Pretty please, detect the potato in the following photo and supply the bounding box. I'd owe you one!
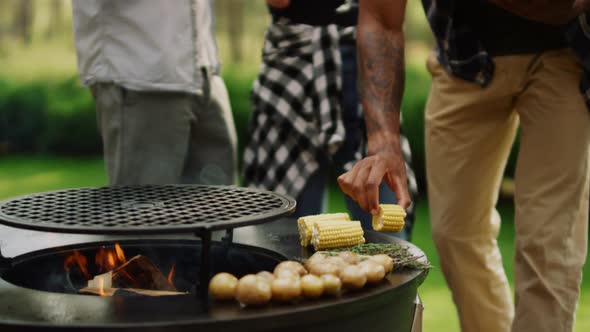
[358,260,386,284]
[271,277,302,302]
[320,274,342,296]
[274,261,307,277]
[368,254,394,273]
[339,265,367,290]
[300,274,324,299]
[337,251,360,265]
[256,271,275,282]
[208,272,238,301]
[236,274,272,306]
[304,253,327,270]
[325,256,347,269]
[274,268,301,280]
[307,262,340,276]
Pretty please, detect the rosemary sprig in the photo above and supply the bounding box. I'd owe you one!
[325,243,433,270]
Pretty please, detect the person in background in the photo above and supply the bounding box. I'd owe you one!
[243,0,418,239]
[338,0,590,331]
[71,0,237,186]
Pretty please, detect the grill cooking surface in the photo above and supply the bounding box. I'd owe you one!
[0,185,296,234]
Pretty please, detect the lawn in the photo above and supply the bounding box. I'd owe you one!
[0,155,588,331]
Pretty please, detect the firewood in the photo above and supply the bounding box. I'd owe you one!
[87,255,177,291]
[79,287,185,297]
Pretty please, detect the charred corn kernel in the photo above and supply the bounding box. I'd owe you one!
[297,213,350,246]
[311,221,365,251]
[372,204,406,232]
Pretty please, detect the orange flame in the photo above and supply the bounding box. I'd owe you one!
[167,263,176,284]
[98,275,106,297]
[64,250,91,280]
[95,244,128,273]
[115,243,126,262]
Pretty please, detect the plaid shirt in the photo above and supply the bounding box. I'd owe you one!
[423,0,590,107]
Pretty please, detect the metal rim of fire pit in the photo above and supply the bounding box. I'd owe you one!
[0,185,296,235]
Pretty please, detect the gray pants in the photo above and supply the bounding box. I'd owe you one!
[91,75,237,185]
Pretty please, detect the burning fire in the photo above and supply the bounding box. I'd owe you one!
[168,263,176,284]
[97,275,106,297]
[95,243,128,273]
[63,243,128,280]
[64,243,179,296]
[64,250,91,280]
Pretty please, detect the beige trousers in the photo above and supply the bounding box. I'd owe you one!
[425,49,590,332]
[91,75,237,186]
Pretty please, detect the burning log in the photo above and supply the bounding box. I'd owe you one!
[87,255,177,292]
[79,287,185,297]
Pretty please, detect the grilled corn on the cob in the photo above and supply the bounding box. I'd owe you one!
[297,213,350,246]
[372,204,406,232]
[311,220,365,250]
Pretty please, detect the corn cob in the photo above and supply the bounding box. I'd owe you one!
[311,220,365,251]
[297,213,350,246]
[372,204,406,232]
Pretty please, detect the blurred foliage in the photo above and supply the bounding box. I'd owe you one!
[401,66,430,191]
[0,77,99,154]
[0,72,254,157]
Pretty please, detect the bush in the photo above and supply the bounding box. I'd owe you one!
[0,81,48,152]
[0,77,102,155]
[222,66,257,167]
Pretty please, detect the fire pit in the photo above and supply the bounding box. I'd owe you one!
[0,185,428,332]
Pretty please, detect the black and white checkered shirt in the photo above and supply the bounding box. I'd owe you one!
[243,19,418,202]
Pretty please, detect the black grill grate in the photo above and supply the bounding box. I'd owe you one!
[0,185,296,234]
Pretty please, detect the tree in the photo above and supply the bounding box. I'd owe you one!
[45,0,63,40]
[224,0,244,63]
[13,0,34,44]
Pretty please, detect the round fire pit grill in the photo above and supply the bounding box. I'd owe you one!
[0,186,429,332]
[0,219,427,332]
[0,185,296,234]
[0,185,297,301]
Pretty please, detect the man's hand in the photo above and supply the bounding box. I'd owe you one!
[266,0,290,8]
[338,140,410,214]
[338,0,409,214]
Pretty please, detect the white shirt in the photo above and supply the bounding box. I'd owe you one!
[72,0,220,94]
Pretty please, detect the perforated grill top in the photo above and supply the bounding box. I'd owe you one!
[0,185,296,234]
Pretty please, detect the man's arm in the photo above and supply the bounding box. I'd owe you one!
[337,0,409,214]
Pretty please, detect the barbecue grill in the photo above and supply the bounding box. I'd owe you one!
[0,185,296,297]
[0,185,427,332]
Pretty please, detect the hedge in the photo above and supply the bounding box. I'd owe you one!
[0,74,254,157]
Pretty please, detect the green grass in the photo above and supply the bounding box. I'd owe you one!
[0,156,588,331]
[0,155,106,199]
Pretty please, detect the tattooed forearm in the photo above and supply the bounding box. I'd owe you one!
[358,30,405,116]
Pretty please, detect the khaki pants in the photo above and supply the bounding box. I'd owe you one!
[91,75,237,185]
[425,49,590,332]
